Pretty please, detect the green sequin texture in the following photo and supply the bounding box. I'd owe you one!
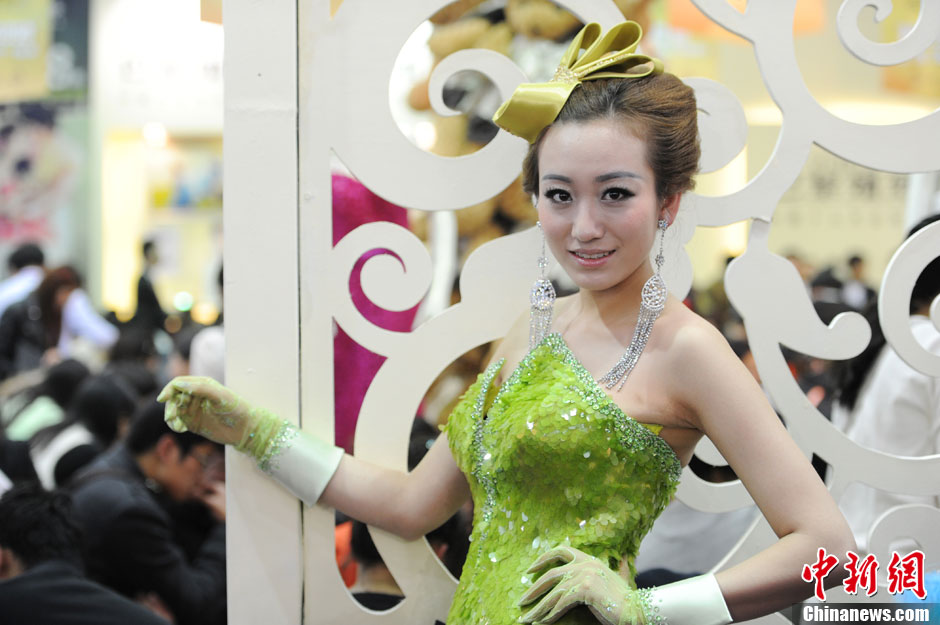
[442,333,681,625]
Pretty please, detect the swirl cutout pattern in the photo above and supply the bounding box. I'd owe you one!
[837,0,940,66]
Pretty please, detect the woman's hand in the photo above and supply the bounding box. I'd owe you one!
[518,546,646,625]
[158,376,266,449]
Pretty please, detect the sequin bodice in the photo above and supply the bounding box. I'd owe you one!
[443,333,682,625]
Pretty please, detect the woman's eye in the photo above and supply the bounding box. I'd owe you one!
[603,187,634,201]
[544,188,571,203]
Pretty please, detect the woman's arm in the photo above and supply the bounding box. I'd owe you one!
[320,433,470,540]
[668,319,856,621]
[160,377,470,542]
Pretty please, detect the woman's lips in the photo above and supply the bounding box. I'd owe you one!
[569,249,614,266]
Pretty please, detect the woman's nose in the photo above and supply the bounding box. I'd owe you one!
[571,204,604,242]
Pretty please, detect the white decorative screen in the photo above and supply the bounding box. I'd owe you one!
[224,1,940,623]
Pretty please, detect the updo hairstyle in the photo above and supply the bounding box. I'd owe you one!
[521,73,700,202]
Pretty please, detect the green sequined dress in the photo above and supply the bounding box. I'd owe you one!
[442,333,682,625]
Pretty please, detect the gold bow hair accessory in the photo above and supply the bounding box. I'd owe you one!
[492,21,663,143]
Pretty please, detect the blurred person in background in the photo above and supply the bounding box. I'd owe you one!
[131,240,167,334]
[103,327,160,398]
[831,214,940,553]
[695,255,743,339]
[0,242,44,319]
[189,325,225,383]
[0,434,37,489]
[0,266,118,380]
[29,375,136,489]
[182,264,225,384]
[164,324,227,567]
[841,254,876,311]
[0,358,89,441]
[68,399,226,625]
[809,266,844,309]
[0,482,170,625]
[167,324,201,380]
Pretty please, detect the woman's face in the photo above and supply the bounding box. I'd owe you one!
[536,118,673,294]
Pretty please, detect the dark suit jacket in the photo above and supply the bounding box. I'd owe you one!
[132,273,166,331]
[0,296,48,380]
[69,446,226,625]
[0,560,170,625]
[0,438,37,482]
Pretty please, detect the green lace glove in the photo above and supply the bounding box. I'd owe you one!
[158,376,345,505]
[519,546,732,625]
[518,546,647,625]
[158,376,282,463]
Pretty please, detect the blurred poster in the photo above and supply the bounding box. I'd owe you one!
[0,102,80,257]
[0,0,88,269]
[0,0,52,102]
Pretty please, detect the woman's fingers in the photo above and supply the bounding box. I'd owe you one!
[525,545,579,574]
[156,381,176,403]
[158,376,221,401]
[518,566,569,606]
[163,392,194,433]
[539,588,583,624]
[519,586,565,624]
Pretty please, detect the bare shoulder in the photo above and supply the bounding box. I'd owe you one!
[660,302,733,360]
[655,301,750,421]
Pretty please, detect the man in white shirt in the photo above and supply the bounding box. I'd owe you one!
[832,315,940,551]
[831,215,940,552]
[0,244,44,320]
[58,289,120,360]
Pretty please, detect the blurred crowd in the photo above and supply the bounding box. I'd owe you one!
[0,241,227,625]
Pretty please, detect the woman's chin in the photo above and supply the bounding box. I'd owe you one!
[566,272,622,293]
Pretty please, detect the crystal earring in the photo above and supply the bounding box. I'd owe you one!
[598,218,669,391]
[529,221,556,351]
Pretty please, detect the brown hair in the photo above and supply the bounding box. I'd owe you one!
[35,266,81,345]
[521,73,700,201]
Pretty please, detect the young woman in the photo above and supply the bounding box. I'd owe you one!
[160,22,854,625]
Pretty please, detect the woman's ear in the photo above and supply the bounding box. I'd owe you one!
[661,193,681,226]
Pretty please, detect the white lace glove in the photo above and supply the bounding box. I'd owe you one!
[518,546,732,625]
[158,376,343,505]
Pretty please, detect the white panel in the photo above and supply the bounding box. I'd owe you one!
[225,0,302,623]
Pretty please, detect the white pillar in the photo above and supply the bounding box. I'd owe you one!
[224,1,303,622]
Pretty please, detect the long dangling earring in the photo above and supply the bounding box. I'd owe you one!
[599,217,669,391]
[529,221,556,351]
